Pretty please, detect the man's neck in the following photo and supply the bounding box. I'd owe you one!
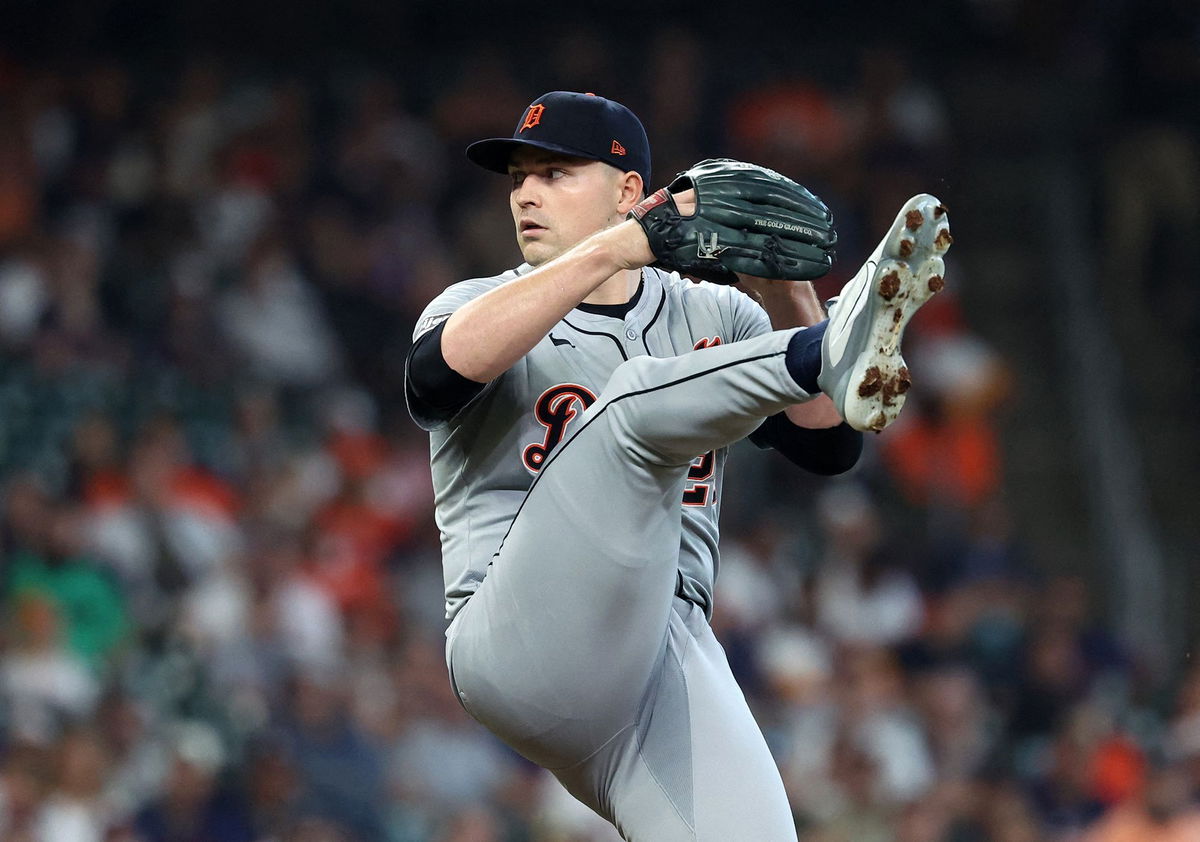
[581,266,642,306]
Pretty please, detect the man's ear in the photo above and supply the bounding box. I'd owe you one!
[615,171,645,216]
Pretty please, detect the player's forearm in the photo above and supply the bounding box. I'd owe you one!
[783,283,842,427]
[442,222,650,383]
[750,280,826,329]
[740,279,842,427]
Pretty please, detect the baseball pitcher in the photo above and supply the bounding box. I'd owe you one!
[405,91,951,841]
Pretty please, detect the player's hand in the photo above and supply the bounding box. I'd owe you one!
[613,188,698,270]
[671,187,696,217]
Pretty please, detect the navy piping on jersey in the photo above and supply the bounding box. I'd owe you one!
[641,288,668,356]
[561,319,629,361]
[489,347,787,563]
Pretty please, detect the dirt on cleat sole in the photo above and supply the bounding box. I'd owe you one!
[819,193,953,432]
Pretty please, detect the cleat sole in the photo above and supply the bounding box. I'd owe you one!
[819,193,952,431]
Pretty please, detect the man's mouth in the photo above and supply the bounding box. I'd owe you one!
[520,219,547,235]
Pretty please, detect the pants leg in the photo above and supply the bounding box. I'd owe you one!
[447,329,809,834]
[551,598,798,842]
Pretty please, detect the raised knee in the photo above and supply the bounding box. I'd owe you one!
[598,358,670,453]
[602,355,663,398]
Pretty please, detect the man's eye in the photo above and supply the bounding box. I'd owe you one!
[510,173,525,188]
[550,168,567,179]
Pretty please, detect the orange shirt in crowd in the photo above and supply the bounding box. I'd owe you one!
[1084,805,1200,842]
[882,416,1001,508]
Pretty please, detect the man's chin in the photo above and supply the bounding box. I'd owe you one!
[520,243,561,267]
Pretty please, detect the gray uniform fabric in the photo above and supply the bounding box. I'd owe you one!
[409,265,814,841]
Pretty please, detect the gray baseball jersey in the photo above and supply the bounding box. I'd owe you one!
[409,264,771,623]
[408,265,818,841]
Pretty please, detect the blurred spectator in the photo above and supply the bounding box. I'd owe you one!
[1,594,99,743]
[642,29,710,182]
[977,782,1048,842]
[1101,0,1200,342]
[35,728,112,842]
[0,743,46,841]
[801,737,892,842]
[727,74,852,189]
[241,735,302,840]
[430,806,506,842]
[1009,576,1128,749]
[839,647,937,805]
[5,499,128,667]
[764,626,840,824]
[388,637,517,822]
[913,665,998,782]
[95,691,170,826]
[813,484,924,648]
[217,231,345,388]
[280,671,386,840]
[880,289,1011,519]
[0,247,50,350]
[0,105,39,246]
[853,45,950,166]
[1025,710,1105,834]
[133,720,253,842]
[66,413,126,507]
[713,512,808,694]
[258,528,346,673]
[86,417,240,644]
[162,60,224,200]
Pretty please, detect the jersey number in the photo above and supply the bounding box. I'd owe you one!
[683,451,715,506]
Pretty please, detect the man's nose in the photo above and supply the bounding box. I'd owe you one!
[514,176,542,207]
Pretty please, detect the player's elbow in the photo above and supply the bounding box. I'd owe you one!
[781,425,864,475]
[800,445,862,476]
[443,354,498,385]
[440,324,501,384]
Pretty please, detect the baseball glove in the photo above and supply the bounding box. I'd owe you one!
[628,158,836,285]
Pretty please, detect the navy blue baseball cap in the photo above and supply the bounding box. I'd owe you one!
[466,91,652,186]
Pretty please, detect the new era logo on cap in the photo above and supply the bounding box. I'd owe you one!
[465,91,652,186]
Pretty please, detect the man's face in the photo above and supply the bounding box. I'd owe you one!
[508,149,626,266]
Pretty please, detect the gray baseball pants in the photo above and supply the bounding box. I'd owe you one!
[445,329,811,841]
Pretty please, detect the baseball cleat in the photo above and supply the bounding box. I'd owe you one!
[818,194,950,432]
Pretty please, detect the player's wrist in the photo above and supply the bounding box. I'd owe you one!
[603,219,655,271]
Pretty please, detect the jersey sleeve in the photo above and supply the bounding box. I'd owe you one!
[404,275,509,431]
[726,285,774,342]
[408,276,510,344]
[748,414,863,475]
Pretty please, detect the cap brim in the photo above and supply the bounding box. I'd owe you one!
[465,137,605,174]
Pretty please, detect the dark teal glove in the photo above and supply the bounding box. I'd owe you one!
[629,158,837,285]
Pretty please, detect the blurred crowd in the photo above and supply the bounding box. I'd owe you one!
[1,4,1199,841]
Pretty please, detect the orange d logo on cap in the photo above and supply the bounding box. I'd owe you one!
[520,104,545,132]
